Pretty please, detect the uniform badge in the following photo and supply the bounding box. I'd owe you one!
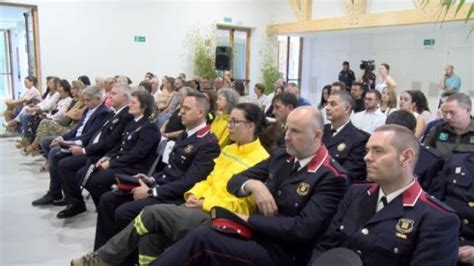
[396,218,414,234]
[112,118,119,124]
[184,144,193,153]
[439,132,448,141]
[296,182,310,196]
[469,202,474,208]
[337,143,346,152]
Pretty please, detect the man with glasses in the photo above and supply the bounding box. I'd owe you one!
[351,90,386,134]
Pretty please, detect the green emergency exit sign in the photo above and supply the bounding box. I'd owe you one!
[423,39,435,46]
[134,36,146,43]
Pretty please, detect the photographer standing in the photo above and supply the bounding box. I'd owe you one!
[375,63,397,93]
[359,60,376,91]
[338,61,355,90]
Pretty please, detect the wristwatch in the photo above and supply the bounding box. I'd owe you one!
[148,187,158,198]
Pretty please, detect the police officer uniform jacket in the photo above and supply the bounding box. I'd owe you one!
[62,103,110,145]
[424,118,474,160]
[323,122,369,181]
[227,146,349,265]
[437,152,474,245]
[84,106,134,161]
[414,143,445,196]
[150,125,220,203]
[313,181,460,266]
[105,116,160,174]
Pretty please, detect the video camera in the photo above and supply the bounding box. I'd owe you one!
[360,60,375,73]
[360,60,376,90]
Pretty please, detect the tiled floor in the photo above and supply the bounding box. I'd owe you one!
[0,137,96,266]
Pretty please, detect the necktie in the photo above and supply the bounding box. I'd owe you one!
[292,160,301,173]
[381,196,388,207]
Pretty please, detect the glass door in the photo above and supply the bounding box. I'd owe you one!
[0,30,13,99]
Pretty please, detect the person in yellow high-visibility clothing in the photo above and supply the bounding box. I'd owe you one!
[72,103,270,266]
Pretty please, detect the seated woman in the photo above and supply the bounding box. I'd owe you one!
[3,76,42,129]
[380,87,397,115]
[8,77,60,147]
[399,90,431,139]
[157,76,179,128]
[211,88,240,149]
[72,103,270,266]
[82,89,160,206]
[23,80,75,155]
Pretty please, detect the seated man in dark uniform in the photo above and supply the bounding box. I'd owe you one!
[81,89,160,207]
[323,90,369,181]
[311,125,460,266]
[424,93,474,160]
[435,152,474,265]
[94,91,220,250]
[385,110,445,195]
[32,86,110,206]
[146,106,349,266]
[55,82,134,218]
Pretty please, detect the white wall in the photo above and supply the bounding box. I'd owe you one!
[300,21,474,111]
[2,0,290,90]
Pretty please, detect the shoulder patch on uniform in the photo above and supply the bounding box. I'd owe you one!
[419,193,454,213]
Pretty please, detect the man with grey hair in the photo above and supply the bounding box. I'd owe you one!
[141,106,348,266]
[424,92,474,160]
[312,124,460,266]
[33,85,110,206]
[55,82,135,218]
[213,77,225,91]
[323,90,369,181]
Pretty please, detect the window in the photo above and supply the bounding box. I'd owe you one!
[278,36,302,85]
[216,25,251,84]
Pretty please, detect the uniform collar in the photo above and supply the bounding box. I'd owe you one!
[367,179,423,207]
[286,144,329,173]
[234,138,263,154]
[187,122,208,138]
[331,119,351,136]
[377,179,415,206]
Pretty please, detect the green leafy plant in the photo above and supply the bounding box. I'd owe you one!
[260,27,282,94]
[185,26,218,79]
[413,0,473,34]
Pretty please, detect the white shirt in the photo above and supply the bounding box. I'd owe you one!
[351,108,386,134]
[186,122,207,138]
[47,97,72,121]
[294,155,315,171]
[331,119,351,137]
[37,91,60,112]
[75,104,100,138]
[376,179,415,212]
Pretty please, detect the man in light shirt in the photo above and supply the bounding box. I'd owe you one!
[351,90,386,134]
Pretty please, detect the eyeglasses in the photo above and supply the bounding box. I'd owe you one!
[228,118,249,127]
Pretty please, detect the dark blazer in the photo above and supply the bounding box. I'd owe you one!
[322,122,369,182]
[313,181,460,266]
[437,152,474,245]
[84,107,133,160]
[227,146,349,265]
[153,125,220,202]
[62,103,110,145]
[106,116,160,174]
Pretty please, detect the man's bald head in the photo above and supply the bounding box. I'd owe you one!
[285,106,324,159]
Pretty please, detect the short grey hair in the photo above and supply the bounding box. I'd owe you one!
[114,82,132,99]
[331,90,354,112]
[446,92,472,110]
[82,85,103,99]
[178,86,196,97]
[217,88,240,114]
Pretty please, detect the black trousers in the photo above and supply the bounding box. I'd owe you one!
[149,227,294,266]
[94,191,160,250]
